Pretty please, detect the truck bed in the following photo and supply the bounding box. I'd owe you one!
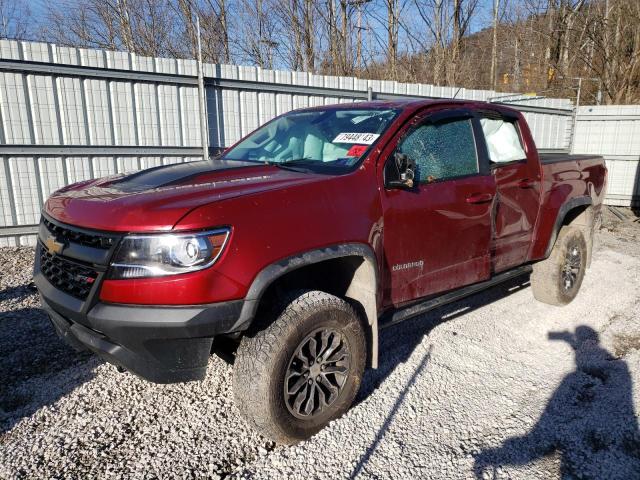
[539,153,603,164]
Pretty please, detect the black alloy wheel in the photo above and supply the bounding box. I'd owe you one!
[561,242,582,292]
[284,328,351,419]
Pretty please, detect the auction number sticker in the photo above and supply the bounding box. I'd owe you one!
[333,132,380,144]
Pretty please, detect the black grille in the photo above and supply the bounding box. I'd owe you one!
[40,248,98,300]
[43,218,114,250]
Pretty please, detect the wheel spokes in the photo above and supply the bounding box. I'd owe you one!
[303,384,317,415]
[322,363,348,376]
[562,244,582,291]
[284,328,352,419]
[297,348,311,368]
[321,334,342,361]
[318,330,331,358]
[308,337,318,358]
[287,374,308,395]
[317,374,339,403]
[292,383,310,413]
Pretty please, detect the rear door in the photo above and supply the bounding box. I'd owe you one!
[476,109,542,272]
[380,108,496,307]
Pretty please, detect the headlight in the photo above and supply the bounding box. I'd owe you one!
[108,228,230,279]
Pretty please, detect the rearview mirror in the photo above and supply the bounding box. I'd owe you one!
[387,152,416,189]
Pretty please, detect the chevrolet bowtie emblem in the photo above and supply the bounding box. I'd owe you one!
[44,235,65,255]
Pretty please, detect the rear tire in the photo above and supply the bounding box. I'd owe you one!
[531,226,587,306]
[232,290,366,444]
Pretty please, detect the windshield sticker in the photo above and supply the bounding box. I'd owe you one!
[333,132,380,144]
[346,145,369,157]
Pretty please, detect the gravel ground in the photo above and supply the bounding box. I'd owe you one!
[1,209,639,479]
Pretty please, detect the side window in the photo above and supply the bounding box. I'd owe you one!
[396,118,478,183]
[480,118,526,164]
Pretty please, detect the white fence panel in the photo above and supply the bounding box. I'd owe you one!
[0,40,205,245]
[573,105,640,207]
[84,79,112,145]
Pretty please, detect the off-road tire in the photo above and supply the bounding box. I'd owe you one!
[233,290,366,444]
[531,226,588,306]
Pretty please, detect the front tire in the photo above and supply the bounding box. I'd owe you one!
[531,226,587,306]
[233,290,366,444]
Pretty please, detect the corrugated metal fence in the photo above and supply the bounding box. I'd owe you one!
[573,105,640,208]
[0,39,583,245]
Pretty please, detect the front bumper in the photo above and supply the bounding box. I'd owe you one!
[35,243,244,383]
[41,296,242,383]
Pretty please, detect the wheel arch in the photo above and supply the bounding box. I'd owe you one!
[234,244,381,368]
[544,196,593,259]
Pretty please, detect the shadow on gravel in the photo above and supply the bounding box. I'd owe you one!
[350,274,531,478]
[0,283,37,302]
[0,306,97,435]
[473,326,640,479]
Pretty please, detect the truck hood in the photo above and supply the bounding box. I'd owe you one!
[45,160,321,232]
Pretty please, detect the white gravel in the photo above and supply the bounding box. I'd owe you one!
[1,212,639,479]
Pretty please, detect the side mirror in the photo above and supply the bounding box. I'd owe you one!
[387,152,416,189]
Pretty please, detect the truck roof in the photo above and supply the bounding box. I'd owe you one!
[299,98,518,116]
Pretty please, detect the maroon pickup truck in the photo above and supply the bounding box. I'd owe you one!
[34,99,606,443]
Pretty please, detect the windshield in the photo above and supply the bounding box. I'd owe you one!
[222,108,400,172]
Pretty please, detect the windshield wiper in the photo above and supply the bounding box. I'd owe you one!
[267,158,317,172]
[281,158,317,165]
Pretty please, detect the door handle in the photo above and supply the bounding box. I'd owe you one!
[517,178,535,188]
[465,192,494,204]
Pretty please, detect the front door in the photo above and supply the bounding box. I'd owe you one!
[380,109,496,307]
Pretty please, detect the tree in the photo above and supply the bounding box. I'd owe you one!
[24,0,640,105]
[0,0,33,40]
[490,0,501,90]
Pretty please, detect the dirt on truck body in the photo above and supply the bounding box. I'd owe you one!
[34,99,606,443]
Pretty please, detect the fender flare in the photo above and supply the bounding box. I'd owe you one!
[232,243,381,367]
[544,196,592,257]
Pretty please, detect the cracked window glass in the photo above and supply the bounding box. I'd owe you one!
[398,119,478,183]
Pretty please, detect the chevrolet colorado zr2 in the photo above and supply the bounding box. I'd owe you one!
[34,99,606,444]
